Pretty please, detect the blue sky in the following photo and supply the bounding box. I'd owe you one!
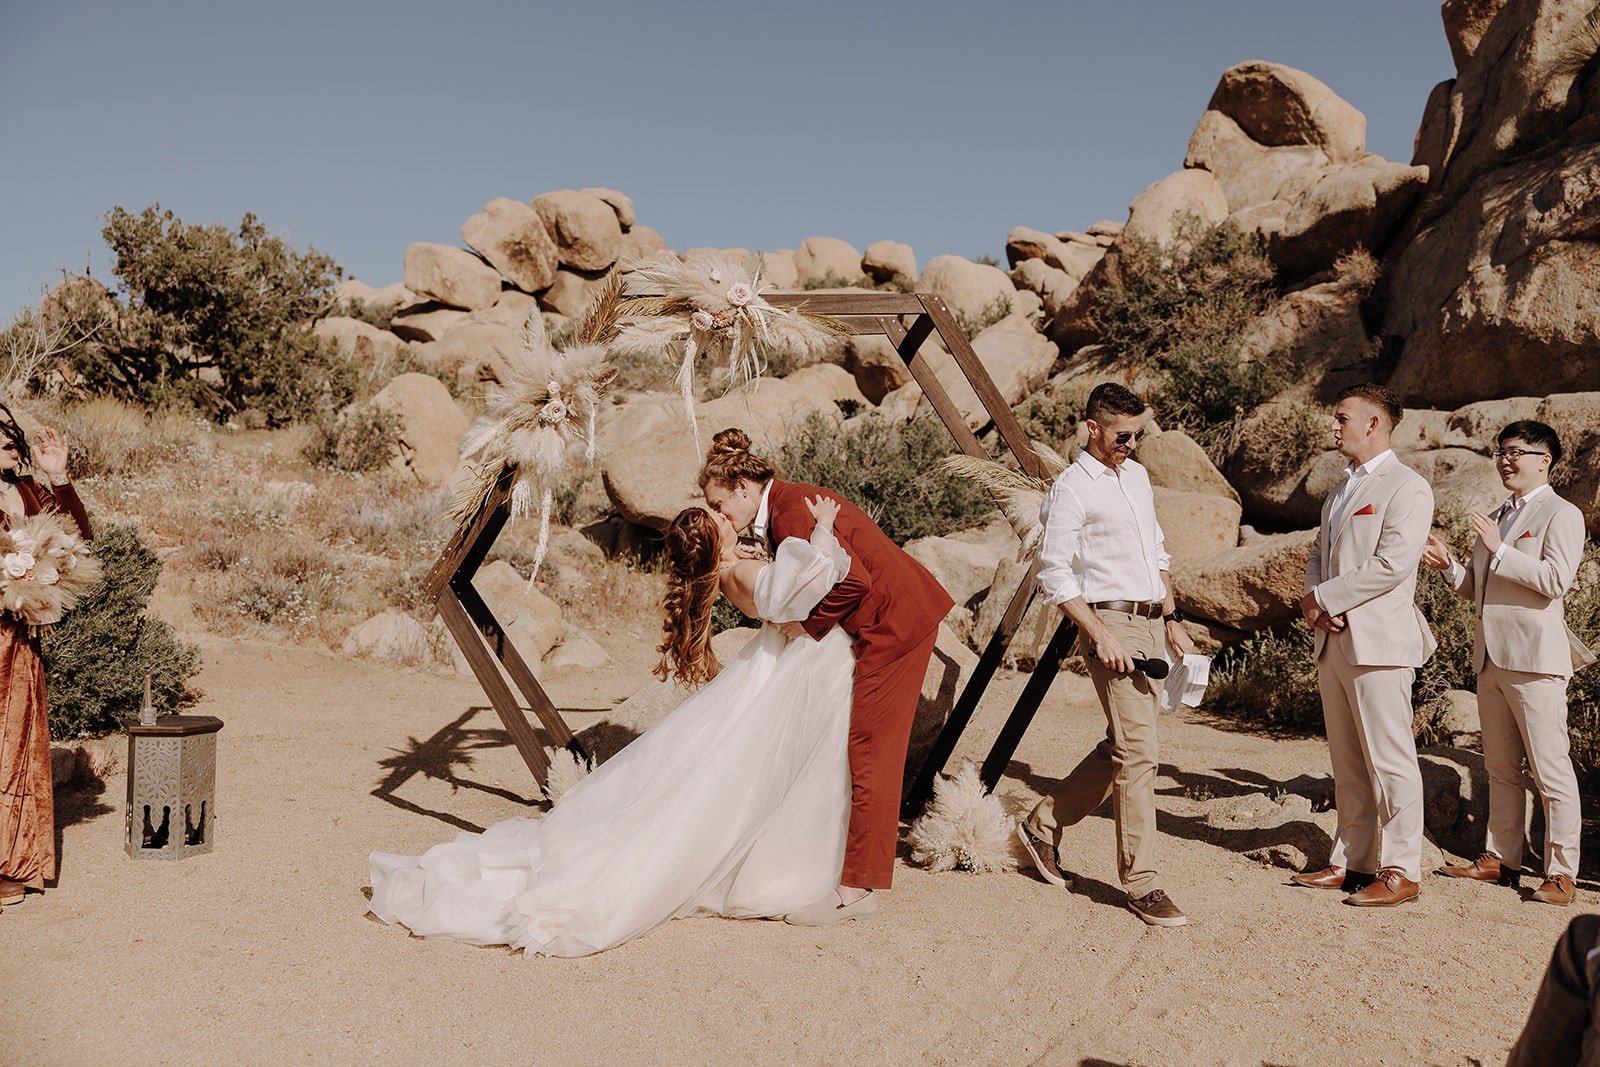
[1,1,1453,317]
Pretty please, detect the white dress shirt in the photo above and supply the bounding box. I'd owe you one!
[1445,482,1550,586]
[1035,450,1169,606]
[751,480,775,543]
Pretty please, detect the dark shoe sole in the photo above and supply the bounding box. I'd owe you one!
[1343,892,1420,908]
[1127,902,1189,927]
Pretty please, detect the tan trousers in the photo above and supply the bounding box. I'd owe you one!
[1317,649,1424,881]
[1479,661,1582,878]
[1026,610,1162,897]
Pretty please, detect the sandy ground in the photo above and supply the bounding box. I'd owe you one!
[3,629,1589,1067]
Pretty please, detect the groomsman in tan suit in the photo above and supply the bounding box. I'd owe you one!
[1292,384,1436,907]
[1421,420,1596,906]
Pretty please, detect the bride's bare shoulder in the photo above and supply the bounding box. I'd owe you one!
[719,559,764,618]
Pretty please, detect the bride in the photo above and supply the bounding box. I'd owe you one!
[368,496,857,957]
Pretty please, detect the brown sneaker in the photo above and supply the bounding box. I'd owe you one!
[1439,852,1515,885]
[1344,867,1420,907]
[1016,824,1071,888]
[1127,889,1188,927]
[1532,874,1577,906]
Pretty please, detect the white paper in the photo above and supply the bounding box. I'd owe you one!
[1161,652,1213,711]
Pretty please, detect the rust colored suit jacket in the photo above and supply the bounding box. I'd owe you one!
[765,480,952,671]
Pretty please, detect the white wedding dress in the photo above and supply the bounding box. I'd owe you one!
[368,525,856,957]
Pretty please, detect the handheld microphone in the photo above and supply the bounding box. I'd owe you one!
[1132,657,1169,679]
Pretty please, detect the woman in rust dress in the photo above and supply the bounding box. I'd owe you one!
[0,405,90,908]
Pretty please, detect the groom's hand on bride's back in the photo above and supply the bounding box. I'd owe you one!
[777,621,808,640]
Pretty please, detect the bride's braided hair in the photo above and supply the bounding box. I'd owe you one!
[655,507,723,687]
[697,427,775,491]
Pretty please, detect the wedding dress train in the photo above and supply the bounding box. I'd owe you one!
[368,525,855,957]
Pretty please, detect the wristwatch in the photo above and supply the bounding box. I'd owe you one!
[1163,608,1184,624]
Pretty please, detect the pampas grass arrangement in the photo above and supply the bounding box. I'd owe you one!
[541,745,593,804]
[614,253,846,451]
[907,761,1016,874]
[940,442,1067,559]
[0,510,101,627]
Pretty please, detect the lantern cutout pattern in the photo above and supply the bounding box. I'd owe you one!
[125,715,224,860]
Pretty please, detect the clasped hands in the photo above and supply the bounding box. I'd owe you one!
[1299,591,1346,634]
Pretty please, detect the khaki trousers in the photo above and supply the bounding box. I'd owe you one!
[1317,648,1424,881]
[1479,660,1582,878]
[1026,610,1162,897]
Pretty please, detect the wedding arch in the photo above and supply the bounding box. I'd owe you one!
[422,289,1080,812]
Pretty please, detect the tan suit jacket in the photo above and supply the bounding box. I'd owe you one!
[1449,489,1598,677]
[1305,457,1437,668]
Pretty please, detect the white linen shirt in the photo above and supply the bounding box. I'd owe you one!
[1035,450,1169,607]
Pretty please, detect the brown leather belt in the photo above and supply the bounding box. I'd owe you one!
[1089,600,1163,619]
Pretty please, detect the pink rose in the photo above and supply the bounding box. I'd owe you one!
[539,399,570,424]
[690,310,716,332]
[725,283,754,307]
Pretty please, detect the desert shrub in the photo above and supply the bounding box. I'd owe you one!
[73,205,354,424]
[711,598,757,635]
[328,297,394,330]
[1232,402,1329,481]
[775,411,996,542]
[302,404,400,473]
[1205,622,1324,733]
[800,270,866,291]
[954,293,1013,340]
[973,254,1000,268]
[1012,381,1094,454]
[1095,217,1281,454]
[42,524,200,738]
[1565,539,1600,776]
[228,543,343,627]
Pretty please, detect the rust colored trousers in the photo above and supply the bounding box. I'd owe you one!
[841,627,940,890]
[0,623,52,890]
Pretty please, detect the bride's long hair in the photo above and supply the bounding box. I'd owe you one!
[655,507,723,687]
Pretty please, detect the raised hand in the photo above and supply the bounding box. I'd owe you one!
[1469,511,1502,555]
[804,495,840,533]
[33,427,69,481]
[1420,532,1454,571]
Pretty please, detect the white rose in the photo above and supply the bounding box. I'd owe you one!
[539,399,570,424]
[32,562,58,585]
[725,283,754,307]
[690,310,716,332]
[4,552,35,579]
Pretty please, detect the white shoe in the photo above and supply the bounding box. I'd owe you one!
[783,890,878,926]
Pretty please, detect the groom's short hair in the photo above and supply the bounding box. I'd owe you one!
[1084,383,1146,423]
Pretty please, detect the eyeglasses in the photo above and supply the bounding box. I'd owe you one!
[1490,448,1549,461]
[1111,430,1144,447]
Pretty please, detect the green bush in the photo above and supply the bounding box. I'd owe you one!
[775,411,996,542]
[1095,217,1281,454]
[1565,539,1600,776]
[1206,622,1324,733]
[42,524,200,738]
[954,293,1013,340]
[302,404,401,473]
[74,205,354,425]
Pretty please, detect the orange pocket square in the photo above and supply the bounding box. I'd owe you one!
[1353,504,1377,516]
[1519,530,1535,539]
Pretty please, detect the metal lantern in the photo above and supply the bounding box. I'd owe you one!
[125,715,224,861]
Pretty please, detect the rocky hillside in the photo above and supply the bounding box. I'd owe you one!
[303,0,1597,664]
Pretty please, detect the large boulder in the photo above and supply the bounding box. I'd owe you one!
[363,372,471,487]
[580,187,636,229]
[416,321,522,389]
[781,363,869,412]
[1138,429,1239,502]
[862,240,916,284]
[1236,277,1375,402]
[1264,156,1430,278]
[618,224,670,266]
[1123,169,1230,249]
[1174,527,1318,631]
[461,197,560,294]
[918,255,1015,326]
[793,237,864,287]
[472,559,566,665]
[1541,392,1600,534]
[1185,109,1330,213]
[1155,487,1242,562]
[1444,396,1544,450]
[538,267,612,318]
[1205,61,1366,164]
[402,243,502,311]
[876,314,1054,430]
[1403,447,1503,516]
[843,334,911,405]
[1384,142,1600,406]
[312,316,410,366]
[467,289,541,332]
[1010,259,1079,320]
[602,377,842,529]
[760,249,800,290]
[533,190,623,272]
[904,519,1013,612]
[343,611,430,665]
[388,302,469,343]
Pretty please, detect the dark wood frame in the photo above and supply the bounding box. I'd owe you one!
[421,290,1077,798]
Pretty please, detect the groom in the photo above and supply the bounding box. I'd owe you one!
[699,428,953,925]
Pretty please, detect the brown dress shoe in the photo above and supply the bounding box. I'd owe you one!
[1532,874,1577,906]
[1439,852,1515,885]
[1290,866,1375,892]
[1344,867,1420,907]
